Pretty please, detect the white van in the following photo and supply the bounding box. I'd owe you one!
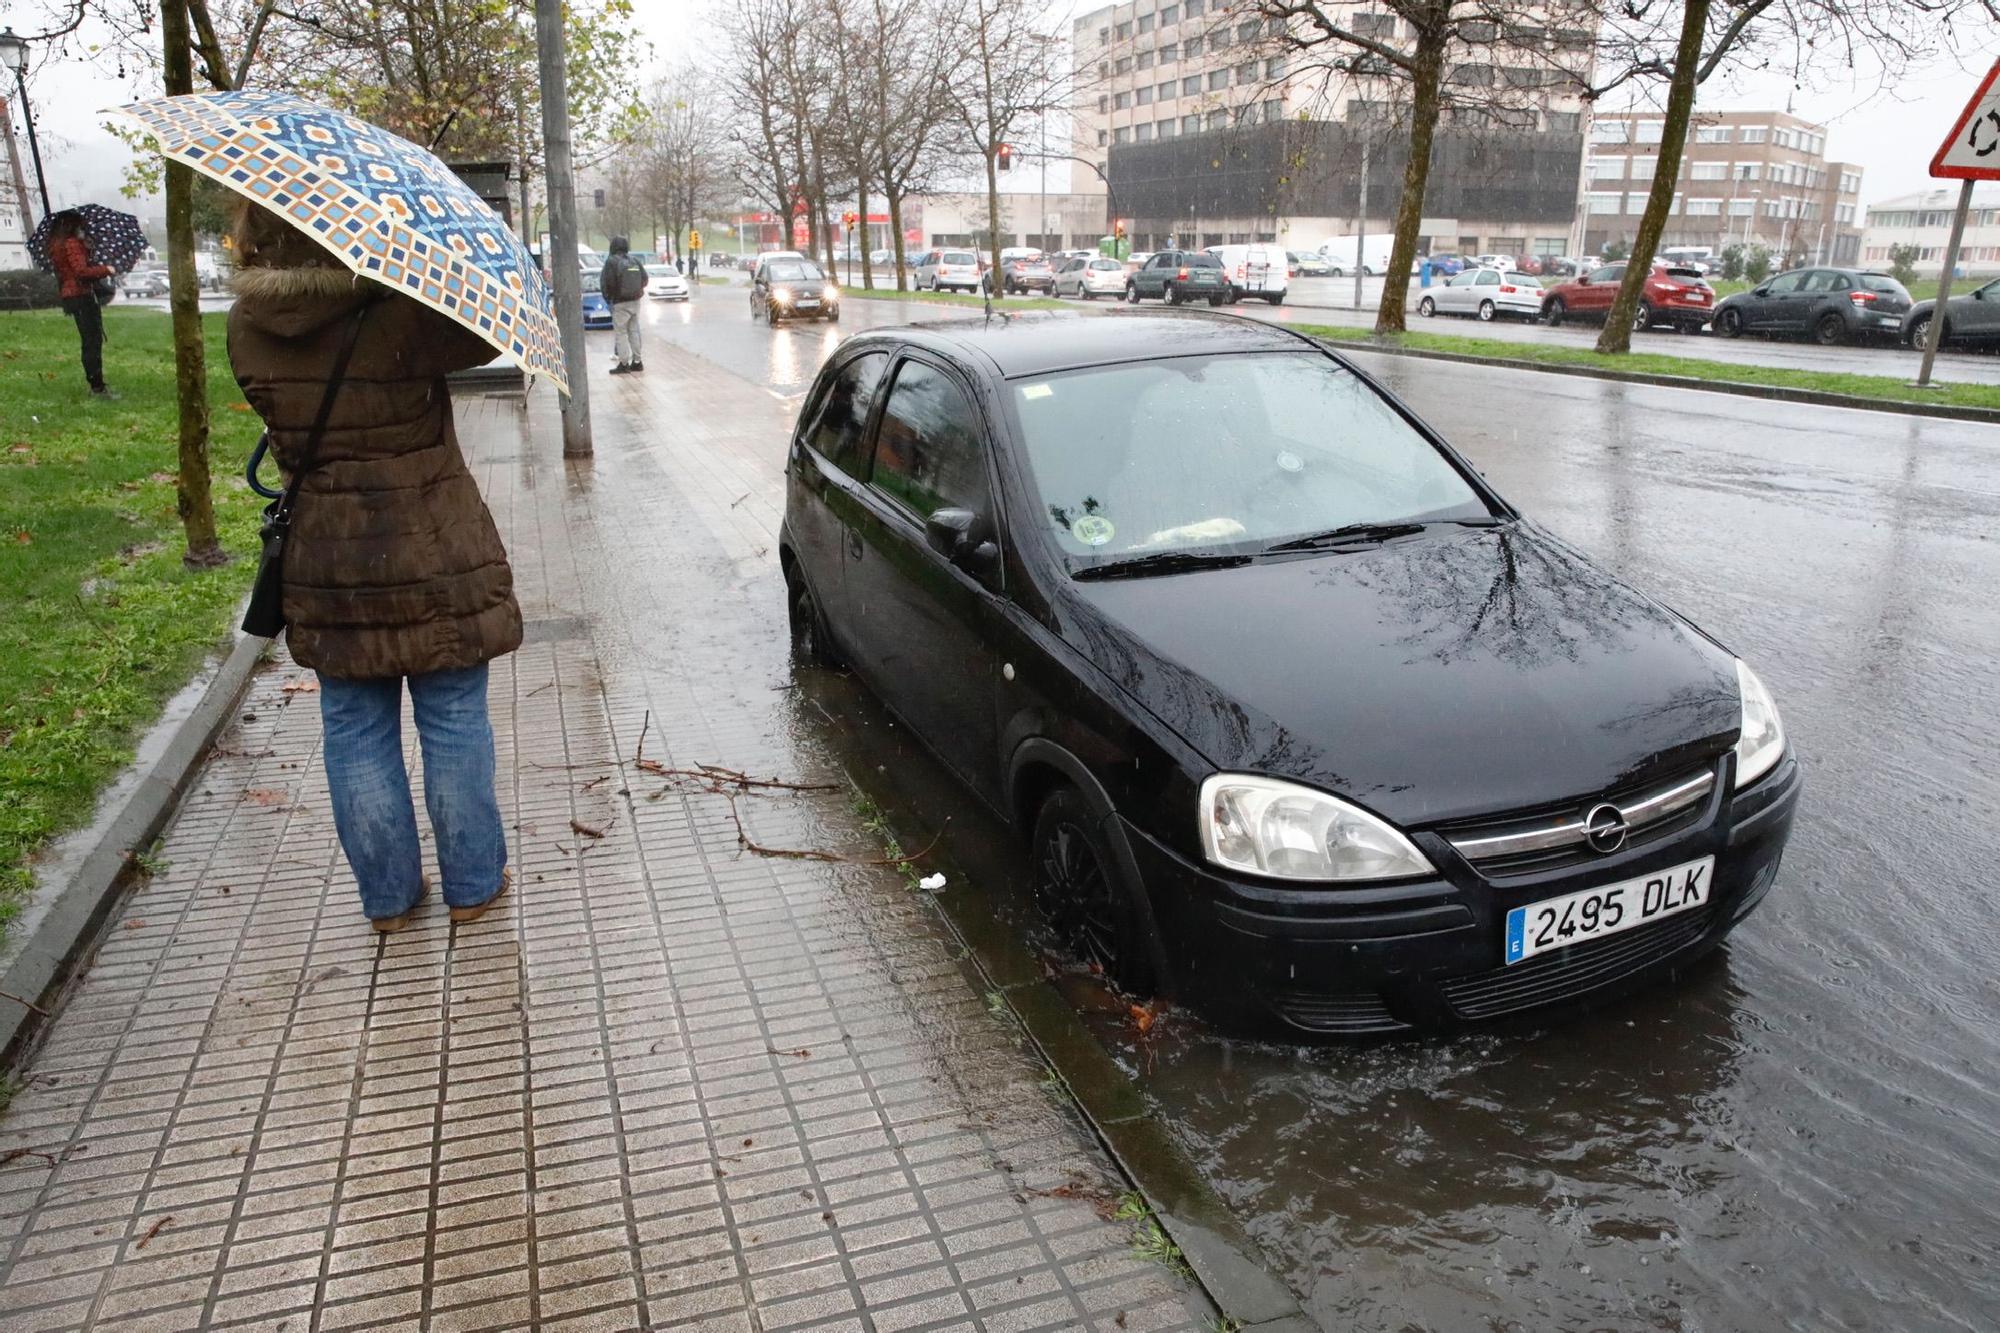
[1317,234,1397,277]
[1204,243,1290,305]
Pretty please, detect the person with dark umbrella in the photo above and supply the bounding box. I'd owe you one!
[46,209,115,397]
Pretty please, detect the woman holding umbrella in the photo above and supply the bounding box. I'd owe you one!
[46,210,115,397]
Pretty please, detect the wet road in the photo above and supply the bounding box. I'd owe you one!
[631,294,2000,1331]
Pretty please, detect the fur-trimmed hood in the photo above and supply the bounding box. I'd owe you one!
[231,263,375,339]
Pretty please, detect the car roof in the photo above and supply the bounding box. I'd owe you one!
[836,311,1314,380]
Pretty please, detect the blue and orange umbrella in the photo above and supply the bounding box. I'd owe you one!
[108,89,567,392]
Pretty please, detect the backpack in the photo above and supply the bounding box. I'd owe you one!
[608,255,647,302]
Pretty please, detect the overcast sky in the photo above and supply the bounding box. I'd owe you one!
[6,0,1995,221]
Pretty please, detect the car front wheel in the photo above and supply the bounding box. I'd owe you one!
[1031,786,1156,994]
[785,564,840,667]
[1418,296,1435,317]
[1908,313,1937,351]
[1544,297,1566,327]
[1715,308,1742,338]
[1125,283,1141,304]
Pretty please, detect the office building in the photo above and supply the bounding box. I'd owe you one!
[1859,184,2000,278]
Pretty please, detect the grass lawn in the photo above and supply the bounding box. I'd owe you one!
[846,288,1069,312]
[1297,323,2000,413]
[0,307,263,936]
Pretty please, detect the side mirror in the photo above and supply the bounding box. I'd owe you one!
[925,508,1000,576]
[1754,286,1770,297]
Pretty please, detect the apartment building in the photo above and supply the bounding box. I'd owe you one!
[1071,0,1595,253]
[1860,184,2000,278]
[1583,109,1863,264]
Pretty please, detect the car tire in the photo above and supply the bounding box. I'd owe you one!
[1125,283,1141,304]
[1715,308,1742,338]
[1478,300,1496,322]
[1208,293,1226,307]
[1030,785,1157,995]
[1908,313,1937,352]
[825,306,839,324]
[1166,284,1183,306]
[1545,297,1567,327]
[784,563,841,668]
[1633,301,1654,332]
[1081,288,1095,300]
[1330,267,1345,278]
[1268,292,1285,306]
[1418,296,1435,317]
[1813,312,1847,346]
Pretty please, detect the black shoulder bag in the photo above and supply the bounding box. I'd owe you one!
[241,305,369,639]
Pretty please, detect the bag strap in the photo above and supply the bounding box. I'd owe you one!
[271,302,369,523]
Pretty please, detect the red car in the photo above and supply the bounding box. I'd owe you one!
[1511,255,1545,276]
[1541,261,1714,333]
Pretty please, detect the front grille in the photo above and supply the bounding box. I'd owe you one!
[1439,764,1716,877]
[1440,909,1712,1020]
[1269,987,1409,1036]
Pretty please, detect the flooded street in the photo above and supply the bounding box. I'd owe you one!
[639,293,2000,1331]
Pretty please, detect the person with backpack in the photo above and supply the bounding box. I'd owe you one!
[47,210,116,398]
[599,236,647,374]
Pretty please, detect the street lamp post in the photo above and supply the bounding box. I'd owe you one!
[0,27,52,221]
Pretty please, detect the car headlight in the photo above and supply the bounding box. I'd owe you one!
[771,286,792,303]
[1734,660,1785,788]
[1199,774,1434,882]
[823,284,840,301]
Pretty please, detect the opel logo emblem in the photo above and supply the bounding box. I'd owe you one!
[1584,802,1629,854]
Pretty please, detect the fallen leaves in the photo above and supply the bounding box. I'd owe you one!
[279,677,319,694]
[242,788,289,806]
[12,531,29,545]
[1128,1001,1162,1038]
[569,819,605,839]
[136,1215,173,1250]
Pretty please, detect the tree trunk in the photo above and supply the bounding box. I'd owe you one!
[985,148,1003,302]
[858,173,874,289]
[1595,0,1711,354]
[161,0,225,568]
[887,187,907,291]
[1375,30,1445,335]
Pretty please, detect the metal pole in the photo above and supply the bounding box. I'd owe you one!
[12,69,49,217]
[1915,177,1974,390]
[1353,138,1369,309]
[534,0,591,457]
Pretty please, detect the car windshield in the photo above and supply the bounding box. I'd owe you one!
[579,272,602,293]
[766,262,822,283]
[1010,351,1493,564]
[645,265,676,278]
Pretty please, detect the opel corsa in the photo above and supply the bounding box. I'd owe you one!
[779,313,1800,1035]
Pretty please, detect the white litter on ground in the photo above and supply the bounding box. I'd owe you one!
[919,873,947,891]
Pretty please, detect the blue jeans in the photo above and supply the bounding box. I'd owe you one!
[319,663,507,919]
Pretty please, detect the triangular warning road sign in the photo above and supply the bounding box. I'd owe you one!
[1933,59,2000,180]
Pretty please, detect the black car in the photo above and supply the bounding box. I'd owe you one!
[1902,277,2000,352]
[1711,266,1912,345]
[1124,250,1230,306]
[779,313,1799,1036]
[751,258,839,323]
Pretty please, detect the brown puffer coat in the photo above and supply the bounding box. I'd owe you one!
[228,266,522,679]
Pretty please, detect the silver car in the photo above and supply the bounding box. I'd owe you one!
[1054,255,1129,299]
[910,248,985,293]
[1417,268,1543,323]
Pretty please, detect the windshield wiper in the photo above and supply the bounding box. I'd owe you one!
[1072,551,1254,581]
[1261,521,1428,554]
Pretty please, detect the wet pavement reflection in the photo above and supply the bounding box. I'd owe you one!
[636,295,2000,1330]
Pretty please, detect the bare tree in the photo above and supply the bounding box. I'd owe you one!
[1580,0,1964,353]
[950,0,1065,299]
[1263,0,1595,334]
[635,65,733,262]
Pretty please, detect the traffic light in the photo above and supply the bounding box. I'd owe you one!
[843,211,857,225]
[1114,220,1127,241]
[997,144,1013,172]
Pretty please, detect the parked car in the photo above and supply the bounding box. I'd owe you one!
[779,313,1799,1034]
[1206,243,1290,305]
[1540,256,1582,279]
[868,248,896,267]
[708,252,738,269]
[1419,269,1544,322]
[121,267,169,299]
[1289,250,1332,277]
[1541,263,1713,332]
[579,271,612,329]
[1055,255,1130,299]
[1469,254,1519,272]
[750,258,838,323]
[1124,249,1230,305]
[1510,255,1545,276]
[1710,267,1911,345]
[1901,277,2000,352]
[1423,252,1467,277]
[645,264,691,301]
[995,249,1057,294]
[911,247,986,293]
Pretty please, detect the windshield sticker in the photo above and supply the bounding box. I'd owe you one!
[1276,450,1305,473]
[1070,515,1115,546]
[1021,383,1054,400]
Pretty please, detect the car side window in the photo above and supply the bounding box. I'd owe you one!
[1807,270,1846,293]
[869,361,993,524]
[1477,270,1499,286]
[1151,253,1175,269]
[1589,265,1622,284]
[1767,272,1805,295]
[802,352,889,477]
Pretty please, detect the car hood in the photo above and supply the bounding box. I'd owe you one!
[1058,523,1740,828]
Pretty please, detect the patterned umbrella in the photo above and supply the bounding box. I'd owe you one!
[107,90,566,391]
[27,203,149,275]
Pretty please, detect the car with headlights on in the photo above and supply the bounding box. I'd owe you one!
[579,271,612,329]
[778,312,1799,1036]
[645,264,691,301]
[751,258,839,323]
[1418,268,1543,322]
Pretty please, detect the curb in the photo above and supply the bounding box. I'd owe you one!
[0,633,265,1066]
[1301,332,2000,425]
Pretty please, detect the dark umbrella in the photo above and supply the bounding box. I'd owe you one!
[27,204,149,275]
